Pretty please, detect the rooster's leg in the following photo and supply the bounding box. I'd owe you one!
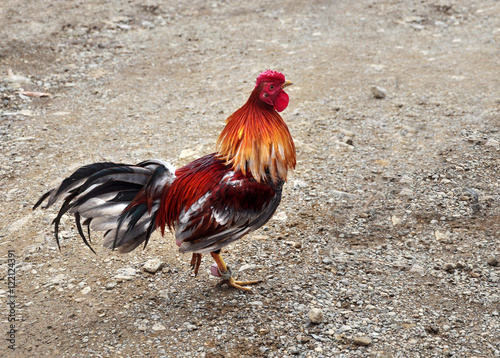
[190,253,202,277]
[210,252,261,291]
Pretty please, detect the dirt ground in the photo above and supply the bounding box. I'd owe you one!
[1,0,499,357]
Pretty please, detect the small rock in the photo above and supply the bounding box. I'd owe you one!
[185,324,198,331]
[117,267,136,276]
[340,325,352,332]
[80,287,91,295]
[342,136,354,146]
[249,301,263,306]
[157,289,169,299]
[272,211,288,221]
[391,215,402,226]
[179,146,203,159]
[490,273,499,283]
[425,325,440,334]
[82,336,89,343]
[143,259,164,274]
[443,263,455,273]
[105,282,117,290]
[114,267,137,281]
[399,174,414,185]
[399,188,414,198]
[487,257,498,267]
[285,241,302,249]
[238,264,256,272]
[297,335,310,343]
[353,336,372,346]
[289,346,299,355]
[308,308,324,324]
[371,86,387,99]
[152,323,166,331]
[49,274,67,286]
[485,138,499,148]
[292,180,308,188]
[435,230,449,241]
[114,275,135,282]
[410,264,425,276]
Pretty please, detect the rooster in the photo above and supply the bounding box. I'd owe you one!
[34,70,296,291]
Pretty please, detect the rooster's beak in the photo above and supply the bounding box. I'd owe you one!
[282,80,293,89]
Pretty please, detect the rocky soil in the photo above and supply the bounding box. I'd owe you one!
[1,0,499,357]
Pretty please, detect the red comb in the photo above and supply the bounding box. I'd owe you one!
[255,70,286,87]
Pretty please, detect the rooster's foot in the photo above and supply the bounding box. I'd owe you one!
[217,267,261,291]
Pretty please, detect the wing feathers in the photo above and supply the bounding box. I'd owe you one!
[171,156,284,254]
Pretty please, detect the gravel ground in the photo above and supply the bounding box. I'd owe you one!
[1,0,499,357]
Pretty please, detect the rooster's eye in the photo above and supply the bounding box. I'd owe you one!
[269,85,274,90]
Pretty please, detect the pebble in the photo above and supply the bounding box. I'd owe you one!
[308,308,324,324]
[114,267,137,281]
[425,325,440,334]
[116,267,137,276]
[80,286,91,295]
[152,323,166,331]
[399,188,414,197]
[157,290,169,299]
[143,259,165,274]
[353,336,372,346]
[285,241,302,249]
[443,263,455,272]
[49,274,67,286]
[249,301,263,306]
[340,325,352,332]
[114,275,135,282]
[288,346,299,355]
[485,138,499,147]
[487,257,498,267]
[399,174,414,185]
[105,282,117,290]
[391,215,402,226]
[185,324,198,331]
[292,180,308,188]
[410,264,425,276]
[370,86,387,99]
[238,264,256,272]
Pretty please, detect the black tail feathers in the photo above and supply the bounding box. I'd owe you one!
[34,160,175,253]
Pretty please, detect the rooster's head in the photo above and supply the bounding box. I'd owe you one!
[255,69,293,112]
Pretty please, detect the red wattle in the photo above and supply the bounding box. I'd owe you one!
[274,91,289,112]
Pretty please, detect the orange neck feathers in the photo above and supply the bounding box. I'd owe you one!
[216,89,296,183]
